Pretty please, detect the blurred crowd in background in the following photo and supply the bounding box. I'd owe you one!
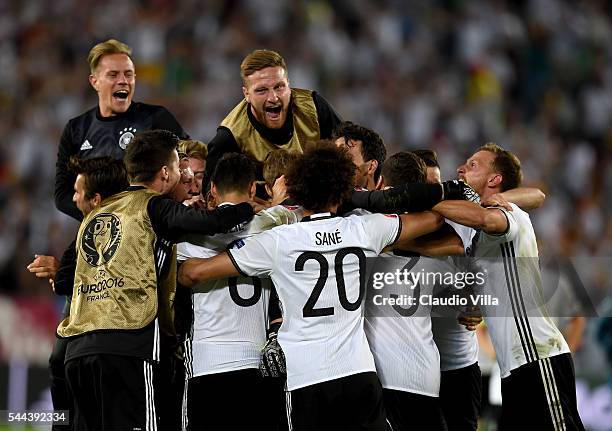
[0,0,610,426]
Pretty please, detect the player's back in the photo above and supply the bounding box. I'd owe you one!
[178,205,288,377]
[231,211,400,390]
[364,252,441,397]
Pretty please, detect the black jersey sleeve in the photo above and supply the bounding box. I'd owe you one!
[54,122,83,221]
[347,183,444,213]
[268,283,283,322]
[148,195,253,241]
[54,239,77,296]
[202,127,240,193]
[312,92,342,139]
[151,107,189,139]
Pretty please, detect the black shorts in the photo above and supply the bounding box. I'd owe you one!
[501,353,585,431]
[287,372,387,431]
[155,345,184,431]
[439,362,482,431]
[186,368,270,431]
[65,354,157,431]
[383,388,447,431]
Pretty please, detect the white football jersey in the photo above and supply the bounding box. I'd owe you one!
[429,223,479,371]
[178,204,302,378]
[229,212,401,391]
[364,252,441,397]
[431,316,479,372]
[429,254,479,372]
[468,204,569,378]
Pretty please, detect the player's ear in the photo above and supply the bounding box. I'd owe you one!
[249,181,256,199]
[367,159,378,177]
[160,165,169,182]
[210,182,219,201]
[242,86,249,103]
[90,193,103,208]
[376,174,385,191]
[89,74,98,91]
[489,173,502,189]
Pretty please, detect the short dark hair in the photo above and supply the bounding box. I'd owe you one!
[263,149,300,189]
[412,149,439,168]
[332,121,386,183]
[124,130,179,183]
[68,156,129,200]
[478,143,523,191]
[382,152,427,187]
[211,153,258,196]
[285,141,355,213]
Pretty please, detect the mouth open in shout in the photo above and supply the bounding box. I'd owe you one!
[113,90,129,100]
[265,105,282,121]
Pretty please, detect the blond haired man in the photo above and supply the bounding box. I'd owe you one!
[55,38,188,221]
[205,49,342,194]
[433,144,584,430]
[178,139,208,198]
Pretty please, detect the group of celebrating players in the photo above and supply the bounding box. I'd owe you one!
[26,39,585,431]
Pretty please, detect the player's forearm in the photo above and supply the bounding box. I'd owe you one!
[501,187,545,211]
[55,127,83,221]
[178,258,205,286]
[395,232,465,257]
[350,183,443,213]
[434,200,508,234]
[397,211,444,242]
[433,201,486,228]
[178,253,239,287]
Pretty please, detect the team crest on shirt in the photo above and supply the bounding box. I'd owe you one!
[118,127,137,149]
[81,213,122,266]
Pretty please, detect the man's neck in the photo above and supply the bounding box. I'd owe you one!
[216,191,251,205]
[98,102,132,118]
[479,187,500,202]
[130,181,162,193]
[302,204,339,218]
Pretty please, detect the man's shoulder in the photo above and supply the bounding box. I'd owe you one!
[291,88,314,98]
[488,202,530,227]
[130,101,169,115]
[66,106,98,126]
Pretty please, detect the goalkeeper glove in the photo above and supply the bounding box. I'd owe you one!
[442,180,481,203]
[259,322,286,377]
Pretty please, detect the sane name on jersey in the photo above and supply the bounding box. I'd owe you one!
[314,229,343,246]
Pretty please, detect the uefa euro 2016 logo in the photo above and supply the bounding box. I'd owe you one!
[81,213,122,266]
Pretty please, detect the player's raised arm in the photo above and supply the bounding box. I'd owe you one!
[488,187,545,211]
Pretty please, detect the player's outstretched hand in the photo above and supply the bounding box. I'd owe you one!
[260,324,286,377]
[481,193,513,211]
[27,254,59,284]
[270,175,288,207]
[250,198,268,214]
[183,195,207,209]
